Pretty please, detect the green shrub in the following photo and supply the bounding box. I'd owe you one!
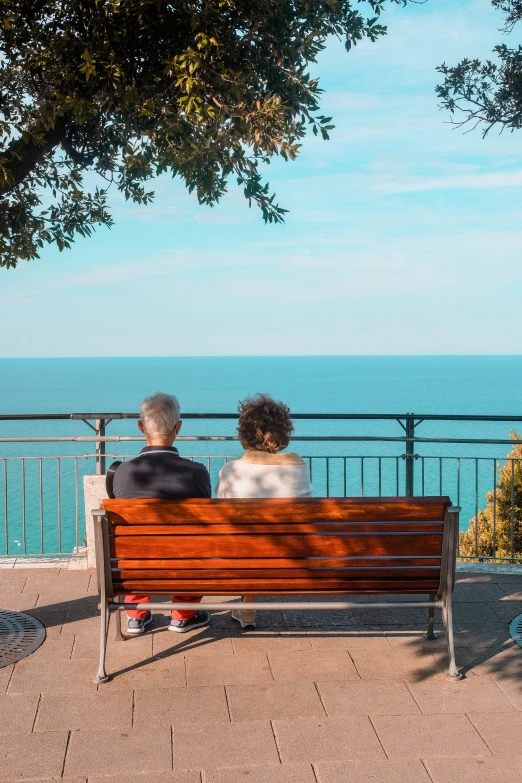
[459,431,522,561]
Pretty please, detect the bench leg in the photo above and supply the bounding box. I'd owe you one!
[424,594,438,640]
[441,593,462,680]
[93,598,110,684]
[114,597,125,642]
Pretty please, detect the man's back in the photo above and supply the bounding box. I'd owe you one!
[113,445,211,499]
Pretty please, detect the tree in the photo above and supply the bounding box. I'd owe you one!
[0,0,410,268]
[436,1,522,136]
[459,431,522,562]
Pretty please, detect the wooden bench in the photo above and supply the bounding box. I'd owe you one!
[93,496,461,683]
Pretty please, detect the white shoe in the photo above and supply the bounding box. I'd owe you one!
[231,610,256,628]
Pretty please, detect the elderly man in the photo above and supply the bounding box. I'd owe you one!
[113,391,211,635]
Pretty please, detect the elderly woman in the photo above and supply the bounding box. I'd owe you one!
[216,394,312,628]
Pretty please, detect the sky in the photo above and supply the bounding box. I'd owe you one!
[1,0,521,357]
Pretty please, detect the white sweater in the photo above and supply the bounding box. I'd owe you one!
[216,450,313,498]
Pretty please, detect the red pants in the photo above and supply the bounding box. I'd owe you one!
[125,595,202,621]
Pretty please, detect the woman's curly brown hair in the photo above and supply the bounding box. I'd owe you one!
[237,394,293,453]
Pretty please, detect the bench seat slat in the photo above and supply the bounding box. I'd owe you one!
[103,496,450,524]
[111,534,444,559]
[111,557,442,569]
[113,578,442,594]
[109,523,444,535]
[114,567,441,580]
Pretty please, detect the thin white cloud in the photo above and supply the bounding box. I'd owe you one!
[376,169,522,195]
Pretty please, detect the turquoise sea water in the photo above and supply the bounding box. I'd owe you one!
[1,356,522,555]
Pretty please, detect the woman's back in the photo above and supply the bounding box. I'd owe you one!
[216,450,312,498]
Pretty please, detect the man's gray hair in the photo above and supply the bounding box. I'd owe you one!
[140,392,181,437]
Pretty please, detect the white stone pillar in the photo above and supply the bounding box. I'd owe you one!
[83,474,107,568]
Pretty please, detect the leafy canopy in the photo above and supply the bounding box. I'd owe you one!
[0,0,410,268]
[437,1,522,136]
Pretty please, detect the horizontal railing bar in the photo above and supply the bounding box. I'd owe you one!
[2,436,522,445]
[2,453,522,461]
[120,601,443,611]
[3,412,522,422]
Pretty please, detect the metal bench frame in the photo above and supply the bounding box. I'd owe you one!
[92,502,461,684]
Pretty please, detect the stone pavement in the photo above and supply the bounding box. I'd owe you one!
[1,567,522,782]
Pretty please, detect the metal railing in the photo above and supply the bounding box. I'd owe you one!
[1,412,522,562]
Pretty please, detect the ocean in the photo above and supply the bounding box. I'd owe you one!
[1,355,522,556]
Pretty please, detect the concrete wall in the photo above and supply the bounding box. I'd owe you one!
[83,474,107,568]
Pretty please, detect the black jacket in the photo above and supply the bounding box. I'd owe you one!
[112,445,211,499]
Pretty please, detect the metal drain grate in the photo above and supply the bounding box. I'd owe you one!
[0,610,46,668]
[509,614,522,649]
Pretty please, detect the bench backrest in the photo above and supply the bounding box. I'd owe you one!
[97,496,456,599]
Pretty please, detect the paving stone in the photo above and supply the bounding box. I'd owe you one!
[457,627,512,648]
[1,592,40,610]
[9,658,98,693]
[307,632,391,653]
[35,690,133,731]
[489,600,522,622]
[455,573,499,584]
[60,595,100,620]
[268,649,359,683]
[72,631,153,662]
[317,679,420,716]
[0,571,26,586]
[282,610,362,628]
[212,610,286,630]
[468,711,522,755]
[186,652,272,686]
[371,713,490,758]
[0,694,39,732]
[21,569,65,587]
[0,730,69,779]
[453,603,508,629]
[24,569,91,590]
[492,675,522,709]
[350,608,429,626]
[314,758,432,783]
[349,647,442,681]
[24,604,67,633]
[498,582,522,600]
[226,682,325,721]
[102,652,186,689]
[0,665,13,695]
[204,764,316,782]
[172,720,279,769]
[65,727,172,776]
[231,632,312,654]
[61,613,100,636]
[385,629,470,650]
[89,775,198,783]
[133,685,229,727]
[0,778,85,783]
[153,629,233,657]
[425,755,522,782]
[27,634,75,663]
[89,774,199,783]
[272,715,386,763]
[406,676,516,714]
[453,584,507,603]
[433,646,522,681]
[0,581,27,597]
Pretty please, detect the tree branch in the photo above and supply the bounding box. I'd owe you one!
[0,116,68,196]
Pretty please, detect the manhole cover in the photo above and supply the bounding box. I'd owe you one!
[509,614,522,649]
[0,610,46,668]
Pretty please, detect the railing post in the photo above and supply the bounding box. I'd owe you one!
[95,418,106,475]
[405,413,415,496]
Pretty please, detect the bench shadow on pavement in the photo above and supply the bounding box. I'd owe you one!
[21,594,519,683]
